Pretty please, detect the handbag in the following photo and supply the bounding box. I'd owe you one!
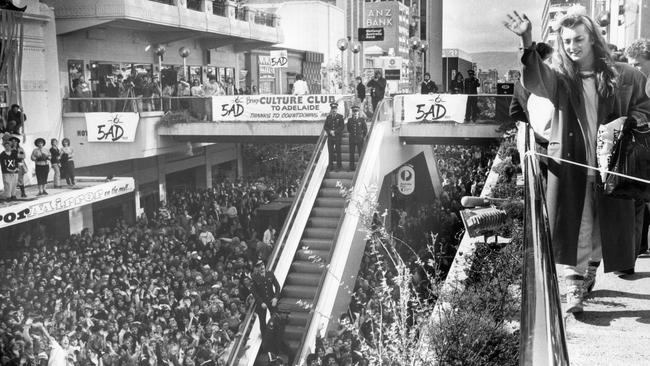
[604,125,650,201]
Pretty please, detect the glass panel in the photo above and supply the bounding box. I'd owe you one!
[68,60,84,97]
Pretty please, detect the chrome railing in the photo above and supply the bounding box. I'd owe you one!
[225,129,329,366]
[520,125,569,365]
[292,97,392,365]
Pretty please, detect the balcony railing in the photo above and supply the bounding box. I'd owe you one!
[63,97,213,122]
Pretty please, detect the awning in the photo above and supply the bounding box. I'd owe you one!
[0,176,134,229]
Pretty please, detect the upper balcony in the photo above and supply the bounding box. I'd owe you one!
[42,0,282,47]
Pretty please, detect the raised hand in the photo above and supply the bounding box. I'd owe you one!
[503,11,532,37]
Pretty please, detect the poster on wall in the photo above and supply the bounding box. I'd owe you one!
[84,113,139,142]
[402,94,469,123]
[211,94,345,122]
[397,164,415,195]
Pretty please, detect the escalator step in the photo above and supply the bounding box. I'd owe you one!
[278,297,314,312]
[308,217,339,228]
[286,272,322,287]
[322,179,345,188]
[295,248,330,263]
[286,311,310,326]
[326,171,355,180]
[311,206,342,217]
[304,227,336,239]
[319,187,345,198]
[287,340,301,353]
[291,260,325,273]
[284,325,306,339]
[300,238,333,251]
[282,285,318,299]
[314,197,345,208]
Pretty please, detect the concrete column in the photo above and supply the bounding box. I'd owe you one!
[236,143,244,178]
[426,0,443,86]
[69,204,94,235]
[134,189,143,218]
[205,154,213,189]
[157,155,167,203]
[227,0,237,18]
[202,0,212,13]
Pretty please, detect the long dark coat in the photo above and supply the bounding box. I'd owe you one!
[522,48,650,272]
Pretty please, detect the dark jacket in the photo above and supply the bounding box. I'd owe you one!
[421,80,438,94]
[509,80,531,123]
[356,82,366,101]
[367,77,387,100]
[464,76,480,94]
[324,113,345,141]
[450,79,464,94]
[251,271,280,308]
[521,47,650,272]
[347,116,368,143]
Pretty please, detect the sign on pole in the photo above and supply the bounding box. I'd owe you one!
[270,50,288,68]
[358,27,385,41]
[397,165,415,195]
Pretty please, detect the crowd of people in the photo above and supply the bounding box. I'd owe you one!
[0,175,298,366]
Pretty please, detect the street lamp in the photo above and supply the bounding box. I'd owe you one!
[409,36,421,93]
[350,40,362,79]
[179,47,191,80]
[336,38,349,93]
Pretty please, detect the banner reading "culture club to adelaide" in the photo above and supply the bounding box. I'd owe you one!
[211,94,346,122]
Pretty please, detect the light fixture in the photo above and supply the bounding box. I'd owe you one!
[409,36,421,51]
[336,38,349,52]
[178,47,191,58]
[350,41,362,54]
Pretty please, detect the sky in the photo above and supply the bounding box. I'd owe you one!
[442,0,546,53]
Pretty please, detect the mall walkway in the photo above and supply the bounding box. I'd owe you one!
[562,256,650,366]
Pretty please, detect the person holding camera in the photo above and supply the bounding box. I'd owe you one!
[366,70,386,113]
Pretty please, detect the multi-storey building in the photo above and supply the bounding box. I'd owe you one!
[0,0,284,240]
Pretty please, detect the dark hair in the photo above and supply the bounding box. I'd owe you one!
[424,72,431,77]
[295,74,303,80]
[62,138,71,146]
[554,13,617,98]
[535,42,554,61]
[625,38,650,61]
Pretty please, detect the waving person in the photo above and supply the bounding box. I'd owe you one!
[505,11,650,313]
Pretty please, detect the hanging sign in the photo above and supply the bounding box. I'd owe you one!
[270,50,288,68]
[84,113,139,142]
[402,94,469,123]
[397,164,415,195]
[212,94,346,121]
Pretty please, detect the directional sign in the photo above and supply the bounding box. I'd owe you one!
[269,50,288,68]
[358,27,385,41]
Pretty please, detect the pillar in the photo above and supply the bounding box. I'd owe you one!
[236,143,244,178]
[134,189,143,218]
[426,0,443,86]
[205,155,213,189]
[69,204,94,235]
[157,155,167,204]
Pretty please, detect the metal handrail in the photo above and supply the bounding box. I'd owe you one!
[520,125,569,365]
[225,129,329,366]
[292,97,392,365]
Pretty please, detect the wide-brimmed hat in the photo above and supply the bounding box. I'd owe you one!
[34,138,46,146]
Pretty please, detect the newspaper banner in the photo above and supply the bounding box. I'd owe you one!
[402,94,469,123]
[212,94,346,121]
[84,113,139,142]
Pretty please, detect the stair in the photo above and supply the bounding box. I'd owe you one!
[270,131,359,358]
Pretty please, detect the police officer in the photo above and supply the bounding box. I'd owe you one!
[323,102,345,171]
[251,260,280,336]
[464,69,481,122]
[346,105,367,171]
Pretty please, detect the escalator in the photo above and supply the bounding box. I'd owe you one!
[226,102,386,366]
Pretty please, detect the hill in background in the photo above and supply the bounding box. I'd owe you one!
[470,51,521,78]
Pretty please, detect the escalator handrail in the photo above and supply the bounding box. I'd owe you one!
[225,128,329,366]
[292,97,392,365]
[520,125,570,365]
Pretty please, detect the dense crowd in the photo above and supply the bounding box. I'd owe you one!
[0,177,296,366]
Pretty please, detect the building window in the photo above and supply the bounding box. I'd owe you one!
[148,0,174,5]
[187,0,202,11]
[213,0,227,16]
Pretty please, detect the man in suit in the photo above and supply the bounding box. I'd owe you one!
[355,77,366,104]
[251,260,280,336]
[347,105,368,171]
[323,102,345,171]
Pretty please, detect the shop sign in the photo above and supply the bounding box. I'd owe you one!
[269,50,288,68]
[84,113,139,142]
[212,94,346,122]
[402,94,469,123]
[0,178,135,228]
[397,165,415,195]
[258,55,275,80]
[358,27,385,41]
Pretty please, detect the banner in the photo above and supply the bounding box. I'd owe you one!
[212,94,345,122]
[85,112,139,142]
[0,177,134,228]
[269,50,288,68]
[258,55,275,80]
[402,94,469,123]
